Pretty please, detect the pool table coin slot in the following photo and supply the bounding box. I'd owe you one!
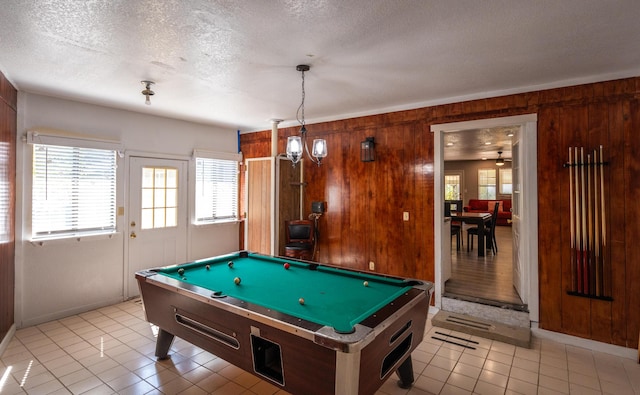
[389,320,412,344]
[380,333,413,379]
[175,313,240,349]
[251,335,285,386]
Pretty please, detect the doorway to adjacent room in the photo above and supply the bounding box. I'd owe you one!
[432,114,539,323]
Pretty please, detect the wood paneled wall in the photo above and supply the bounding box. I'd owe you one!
[0,70,16,342]
[239,77,640,348]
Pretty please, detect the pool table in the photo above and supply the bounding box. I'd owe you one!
[136,251,433,395]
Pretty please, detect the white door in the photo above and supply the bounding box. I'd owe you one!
[127,157,188,297]
[511,134,524,299]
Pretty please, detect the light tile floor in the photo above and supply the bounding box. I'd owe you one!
[0,299,639,394]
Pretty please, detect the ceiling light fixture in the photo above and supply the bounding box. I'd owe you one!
[496,151,505,166]
[286,65,327,166]
[141,80,155,105]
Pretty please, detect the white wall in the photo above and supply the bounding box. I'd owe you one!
[15,93,242,327]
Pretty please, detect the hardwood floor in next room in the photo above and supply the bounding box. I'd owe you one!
[445,225,525,309]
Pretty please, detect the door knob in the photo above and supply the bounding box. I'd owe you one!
[130,231,137,239]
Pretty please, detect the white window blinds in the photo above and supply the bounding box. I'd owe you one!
[32,144,117,238]
[195,157,238,223]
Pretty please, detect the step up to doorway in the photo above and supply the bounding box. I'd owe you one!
[442,295,530,328]
[432,310,531,348]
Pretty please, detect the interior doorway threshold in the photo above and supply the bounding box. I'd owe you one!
[443,292,528,312]
[432,310,531,348]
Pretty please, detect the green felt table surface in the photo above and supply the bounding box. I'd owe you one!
[157,253,412,333]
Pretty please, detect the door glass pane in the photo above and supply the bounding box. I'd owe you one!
[165,208,177,227]
[154,189,166,207]
[141,190,154,209]
[155,169,166,188]
[166,169,177,188]
[142,168,154,188]
[166,188,177,207]
[154,208,166,228]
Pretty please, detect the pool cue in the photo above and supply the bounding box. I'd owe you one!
[593,150,602,296]
[587,154,596,295]
[600,145,607,296]
[575,147,582,293]
[581,147,588,294]
[569,147,576,292]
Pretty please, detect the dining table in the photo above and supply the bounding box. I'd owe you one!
[450,212,493,257]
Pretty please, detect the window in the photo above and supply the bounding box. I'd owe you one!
[32,144,117,238]
[478,169,496,199]
[444,173,461,200]
[195,156,239,223]
[499,168,513,195]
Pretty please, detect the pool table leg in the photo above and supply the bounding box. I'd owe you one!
[396,356,414,389]
[155,328,175,359]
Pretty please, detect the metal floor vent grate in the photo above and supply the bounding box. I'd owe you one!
[445,314,494,331]
[431,331,479,349]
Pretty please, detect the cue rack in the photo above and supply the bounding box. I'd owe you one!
[563,146,612,300]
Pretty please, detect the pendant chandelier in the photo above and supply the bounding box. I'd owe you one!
[496,151,505,166]
[286,65,327,166]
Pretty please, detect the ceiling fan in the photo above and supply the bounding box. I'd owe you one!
[495,151,512,166]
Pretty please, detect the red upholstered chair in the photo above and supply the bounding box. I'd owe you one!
[284,220,315,260]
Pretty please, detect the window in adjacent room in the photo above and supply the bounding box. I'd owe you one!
[32,144,117,239]
[444,173,462,200]
[195,156,239,223]
[478,169,496,199]
[499,168,513,195]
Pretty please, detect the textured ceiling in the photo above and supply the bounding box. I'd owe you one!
[444,127,518,161]
[1,0,640,141]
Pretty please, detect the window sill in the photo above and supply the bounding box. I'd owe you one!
[29,232,120,246]
[193,219,241,227]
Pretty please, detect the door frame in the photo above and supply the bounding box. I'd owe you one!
[431,114,539,322]
[123,151,191,298]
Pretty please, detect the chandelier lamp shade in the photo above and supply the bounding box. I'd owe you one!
[286,65,327,166]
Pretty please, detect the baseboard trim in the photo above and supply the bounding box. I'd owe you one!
[531,324,637,361]
[0,324,16,358]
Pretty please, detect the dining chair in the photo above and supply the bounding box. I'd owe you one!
[445,200,464,249]
[467,202,499,254]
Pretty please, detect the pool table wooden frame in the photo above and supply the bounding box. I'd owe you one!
[136,251,433,395]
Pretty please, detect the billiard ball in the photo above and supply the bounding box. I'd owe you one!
[177,268,185,275]
[228,261,234,268]
[284,263,290,270]
[298,298,305,305]
[234,277,241,285]
[205,265,210,270]
[363,281,369,287]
